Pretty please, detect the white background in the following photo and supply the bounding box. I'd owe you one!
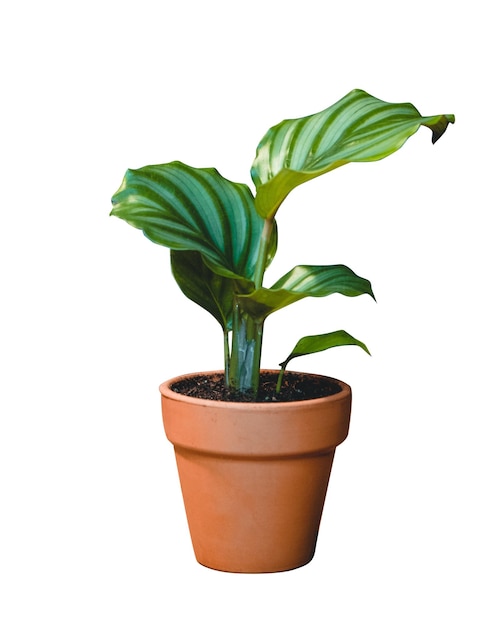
[1,1,499,624]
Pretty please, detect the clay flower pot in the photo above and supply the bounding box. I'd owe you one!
[160,370,352,573]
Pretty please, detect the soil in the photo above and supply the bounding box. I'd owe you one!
[170,371,342,403]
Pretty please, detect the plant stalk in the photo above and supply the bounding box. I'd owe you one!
[225,216,274,395]
[228,302,264,395]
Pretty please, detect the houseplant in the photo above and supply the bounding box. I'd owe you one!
[111,89,454,572]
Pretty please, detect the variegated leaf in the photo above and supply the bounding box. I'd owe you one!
[237,264,374,319]
[251,89,455,218]
[111,161,270,282]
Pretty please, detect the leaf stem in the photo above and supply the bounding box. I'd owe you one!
[275,363,288,395]
[253,218,274,289]
[224,329,230,386]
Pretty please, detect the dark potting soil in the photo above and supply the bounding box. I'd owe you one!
[170,371,342,403]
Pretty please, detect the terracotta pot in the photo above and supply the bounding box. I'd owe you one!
[160,370,352,573]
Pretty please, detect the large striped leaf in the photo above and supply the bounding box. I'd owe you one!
[237,264,374,319]
[111,161,268,282]
[252,89,455,218]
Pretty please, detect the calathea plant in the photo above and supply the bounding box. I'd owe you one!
[111,89,454,398]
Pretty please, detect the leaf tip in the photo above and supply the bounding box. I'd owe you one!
[430,114,455,144]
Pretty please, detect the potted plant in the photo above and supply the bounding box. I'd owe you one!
[111,89,454,573]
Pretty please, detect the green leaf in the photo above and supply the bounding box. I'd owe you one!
[170,250,235,331]
[237,264,374,319]
[252,89,455,218]
[273,264,375,298]
[280,330,371,369]
[111,161,271,282]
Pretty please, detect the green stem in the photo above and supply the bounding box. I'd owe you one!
[224,329,230,387]
[275,364,287,395]
[253,218,274,289]
[225,216,273,396]
[228,302,264,396]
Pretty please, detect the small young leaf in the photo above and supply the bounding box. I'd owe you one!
[276,330,370,394]
[280,330,370,370]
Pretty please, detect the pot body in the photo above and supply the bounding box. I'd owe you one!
[160,371,351,573]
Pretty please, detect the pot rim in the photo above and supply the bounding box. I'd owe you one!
[159,369,351,410]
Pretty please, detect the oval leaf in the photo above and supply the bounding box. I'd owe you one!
[111,161,268,281]
[273,264,375,298]
[170,250,235,331]
[252,89,455,218]
[237,264,374,319]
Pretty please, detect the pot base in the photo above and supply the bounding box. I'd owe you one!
[174,445,336,573]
